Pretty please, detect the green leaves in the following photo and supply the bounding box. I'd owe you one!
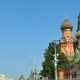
[40,42,69,79]
[58,52,69,72]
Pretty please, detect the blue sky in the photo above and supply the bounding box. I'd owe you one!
[0,0,80,79]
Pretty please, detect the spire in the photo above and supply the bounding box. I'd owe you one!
[65,12,68,19]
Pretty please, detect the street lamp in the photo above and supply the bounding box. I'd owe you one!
[29,55,37,80]
[29,55,37,73]
[53,40,59,80]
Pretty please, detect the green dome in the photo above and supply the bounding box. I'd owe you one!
[75,30,80,39]
[61,19,73,30]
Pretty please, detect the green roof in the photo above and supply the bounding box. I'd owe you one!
[67,47,80,63]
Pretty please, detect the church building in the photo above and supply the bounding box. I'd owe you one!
[59,13,80,79]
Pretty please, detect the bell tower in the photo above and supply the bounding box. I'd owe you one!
[60,13,75,57]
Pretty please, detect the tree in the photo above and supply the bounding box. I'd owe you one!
[40,42,69,79]
[18,75,25,80]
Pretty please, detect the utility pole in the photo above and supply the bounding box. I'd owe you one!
[53,40,59,80]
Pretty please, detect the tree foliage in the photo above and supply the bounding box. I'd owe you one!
[40,42,69,79]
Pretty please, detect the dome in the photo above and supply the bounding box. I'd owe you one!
[75,30,80,39]
[61,19,73,30]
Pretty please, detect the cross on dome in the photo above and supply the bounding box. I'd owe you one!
[65,12,68,19]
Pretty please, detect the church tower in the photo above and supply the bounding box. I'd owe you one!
[60,14,75,57]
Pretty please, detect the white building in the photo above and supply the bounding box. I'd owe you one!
[0,74,14,80]
[0,74,5,80]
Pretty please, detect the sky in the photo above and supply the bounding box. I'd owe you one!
[0,0,80,79]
